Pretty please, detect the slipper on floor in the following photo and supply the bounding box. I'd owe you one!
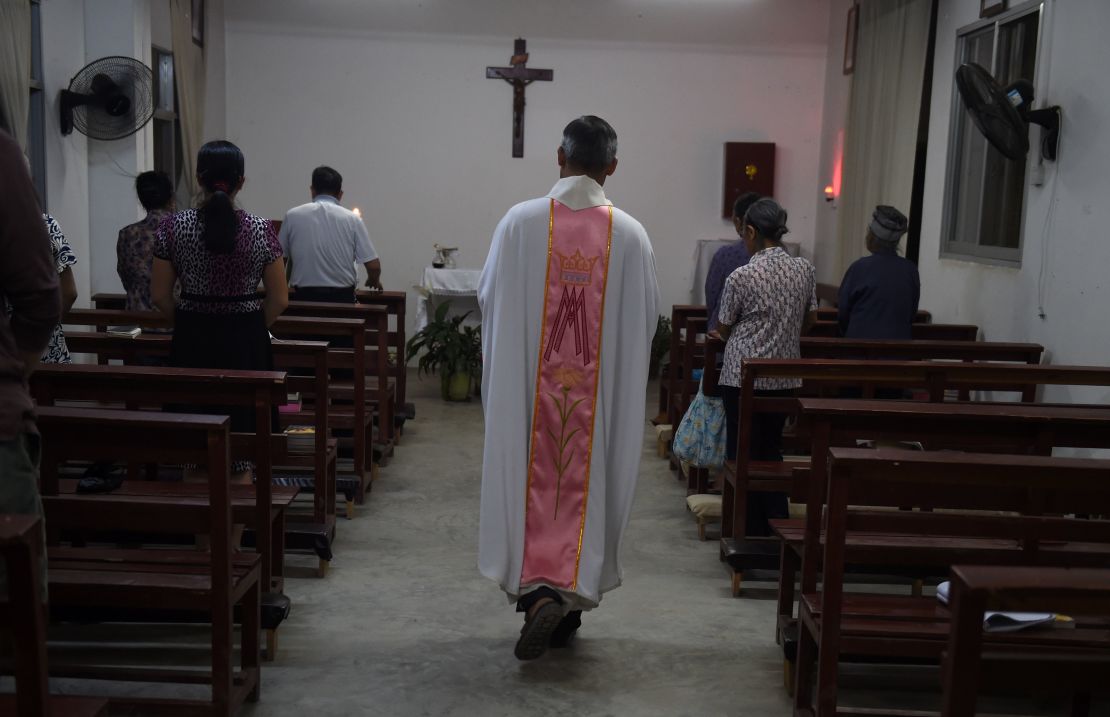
[514,600,563,661]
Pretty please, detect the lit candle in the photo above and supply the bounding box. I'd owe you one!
[824,185,835,202]
[352,207,362,218]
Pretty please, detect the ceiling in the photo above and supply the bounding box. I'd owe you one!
[224,0,831,51]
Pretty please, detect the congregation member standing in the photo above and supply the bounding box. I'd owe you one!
[703,191,760,333]
[716,198,816,536]
[37,214,78,363]
[479,116,659,661]
[837,205,920,339]
[278,166,382,303]
[117,171,175,312]
[0,122,60,598]
[151,140,288,481]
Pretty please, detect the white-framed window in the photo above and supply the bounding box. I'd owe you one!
[941,0,1044,265]
[28,0,46,206]
[151,45,182,186]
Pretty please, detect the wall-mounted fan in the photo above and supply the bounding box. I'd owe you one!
[60,56,154,141]
[955,62,1060,161]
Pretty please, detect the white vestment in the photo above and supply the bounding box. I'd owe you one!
[478,175,660,611]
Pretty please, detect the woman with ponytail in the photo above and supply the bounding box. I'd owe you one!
[151,140,289,481]
[715,198,818,536]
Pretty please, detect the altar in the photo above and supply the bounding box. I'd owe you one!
[413,266,483,330]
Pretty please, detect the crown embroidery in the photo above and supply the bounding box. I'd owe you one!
[555,249,601,286]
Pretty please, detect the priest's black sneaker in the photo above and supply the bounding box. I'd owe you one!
[549,610,582,648]
[514,599,563,660]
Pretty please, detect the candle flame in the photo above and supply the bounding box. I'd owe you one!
[352,207,362,218]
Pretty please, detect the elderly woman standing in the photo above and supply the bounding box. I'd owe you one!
[716,198,817,536]
[837,205,920,340]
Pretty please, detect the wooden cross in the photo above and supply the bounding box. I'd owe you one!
[486,38,553,158]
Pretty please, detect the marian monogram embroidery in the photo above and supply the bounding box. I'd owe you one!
[520,199,613,590]
[545,249,603,366]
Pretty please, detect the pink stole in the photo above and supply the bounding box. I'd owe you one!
[519,198,613,591]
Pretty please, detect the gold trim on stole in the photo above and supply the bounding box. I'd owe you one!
[571,205,614,590]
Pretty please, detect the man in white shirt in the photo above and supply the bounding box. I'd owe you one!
[278,166,382,303]
[478,116,659,660]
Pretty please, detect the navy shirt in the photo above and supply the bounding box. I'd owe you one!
[837,250,920,339]
[704,241,750,331]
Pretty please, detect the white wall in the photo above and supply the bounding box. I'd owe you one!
[918,0,1110,404]
[812,0,855,286]
[40,0,91,305]
[38,0,228,305]
[224,26,827,328]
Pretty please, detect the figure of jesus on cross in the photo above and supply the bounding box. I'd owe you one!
[486,38,553,158]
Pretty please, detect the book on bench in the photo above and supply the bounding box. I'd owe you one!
[937,581,1072,633]
[284,425,315,454]
[107,325,141,338]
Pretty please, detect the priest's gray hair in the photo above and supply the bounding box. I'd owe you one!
[743,198,790,242]
[561,116,618,173]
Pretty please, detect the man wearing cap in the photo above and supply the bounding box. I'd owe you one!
[837,206,920,340]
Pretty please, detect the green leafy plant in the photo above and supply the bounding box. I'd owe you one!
[649,315,671,379]
[406,301,482,400]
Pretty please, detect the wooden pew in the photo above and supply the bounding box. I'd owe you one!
[62,330,350,528]
[30,363,289,595]
[276,301,396,446]
[805,321,979,341]
[793,448,1110,717]
[37,407,262,716]
[267,316,378,502]
[720,360,1110,595]
[941,565,1110,717]
[355,289,411,426]
[62,309,377,505]
[774,399,1110,662]
[0,514,109,717]
[657,305,706,425]
[94,288,412,437]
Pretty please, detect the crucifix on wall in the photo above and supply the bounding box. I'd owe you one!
[485,38,553,158]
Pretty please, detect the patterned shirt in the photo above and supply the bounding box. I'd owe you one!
[154,209,282,314]
[117,209,171,312]
[41,215,76,364]
[718,246,817,390]
[704,241,750,332]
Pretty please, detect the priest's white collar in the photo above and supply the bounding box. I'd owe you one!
[546,175,612,211]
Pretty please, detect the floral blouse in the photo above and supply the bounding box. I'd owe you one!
[154,209,282,314]
[41,215,76,364]
[117,209,171,312]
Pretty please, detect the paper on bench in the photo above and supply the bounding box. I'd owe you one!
[936,581,1069,633]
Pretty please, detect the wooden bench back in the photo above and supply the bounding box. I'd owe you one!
[0,514,49,716]
[806,322,978,341]
[814,307,932,323]
[36,406,234,587]
[355,289,408,412]
[941,564,1110,716]
[660,305,707,421]
[30,364,285,588]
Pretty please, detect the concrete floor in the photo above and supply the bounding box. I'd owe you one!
[29,373,1091,715]
[240,374,794,716]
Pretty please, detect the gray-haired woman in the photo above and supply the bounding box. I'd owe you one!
[715,198,817,536]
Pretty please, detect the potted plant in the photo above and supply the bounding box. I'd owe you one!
[406,301,482,401]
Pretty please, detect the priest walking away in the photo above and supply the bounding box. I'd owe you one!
[478,116,660,660]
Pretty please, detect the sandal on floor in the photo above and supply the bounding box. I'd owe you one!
[514,600,563,661]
